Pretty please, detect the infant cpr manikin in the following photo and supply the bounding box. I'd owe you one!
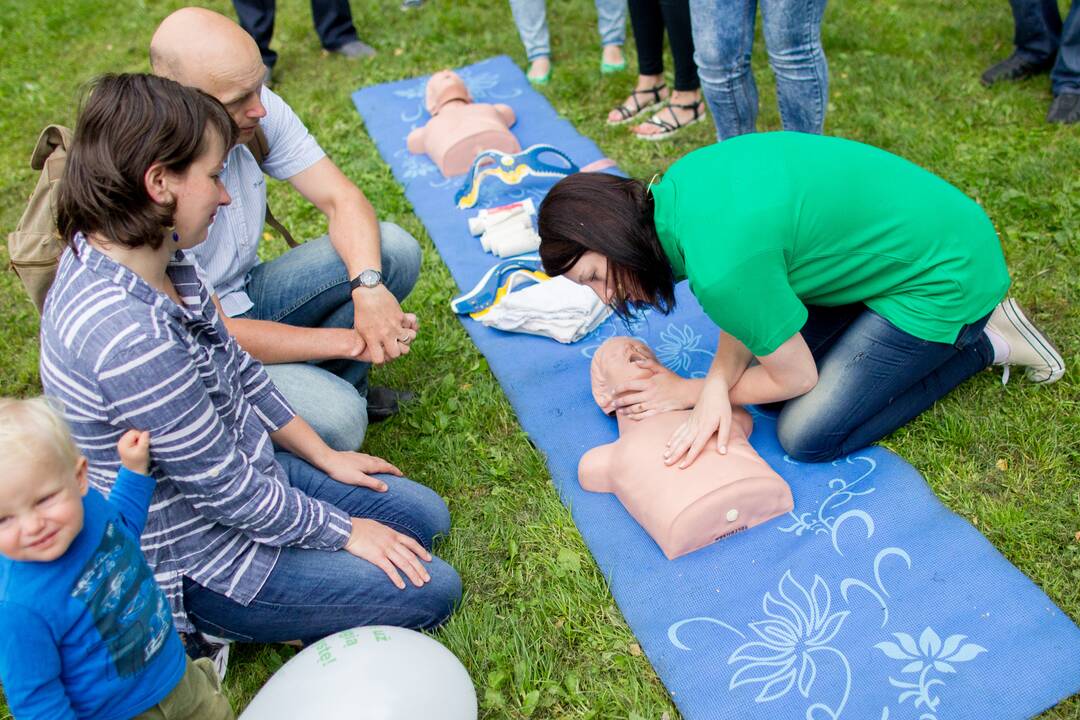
[579,337,794,559]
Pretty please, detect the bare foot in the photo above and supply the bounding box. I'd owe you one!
[528,56,551,83]
[607,75,669,124]
[633,91,704,138]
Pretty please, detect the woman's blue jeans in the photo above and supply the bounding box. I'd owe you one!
[774,304,994,463]
[183,453,461,646]
[1010,0,1080,95]
[509,0,627,61]
[242,222,422,451]
[689,0,829,140]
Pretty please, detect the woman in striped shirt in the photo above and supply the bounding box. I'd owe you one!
[40,74,460,647]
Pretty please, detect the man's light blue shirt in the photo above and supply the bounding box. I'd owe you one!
[190,86,326,317]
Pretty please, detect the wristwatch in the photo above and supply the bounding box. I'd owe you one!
[349,268,383,291]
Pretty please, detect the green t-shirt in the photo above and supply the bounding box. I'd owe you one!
[650,132,1011,356]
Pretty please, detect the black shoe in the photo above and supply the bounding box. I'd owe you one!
[1047,93,1080,124]
[980,52,1055,86]
[366,385,415,423]
[330,39,376,59]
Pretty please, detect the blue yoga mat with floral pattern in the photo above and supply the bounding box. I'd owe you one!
[353,55,1080,719]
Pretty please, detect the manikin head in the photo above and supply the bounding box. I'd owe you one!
[0,398,89,563]
[150,7,268,145]
[590,337,657,415]
[424,70,472,115]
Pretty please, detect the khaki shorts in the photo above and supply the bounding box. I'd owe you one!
[131,657,234,720]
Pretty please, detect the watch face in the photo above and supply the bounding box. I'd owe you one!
[359,269,382,287]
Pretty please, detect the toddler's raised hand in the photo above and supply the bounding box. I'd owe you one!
[118,430,151,476]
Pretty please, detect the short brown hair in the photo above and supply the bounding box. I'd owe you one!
[58,73,237,251]
[538,173,676,319]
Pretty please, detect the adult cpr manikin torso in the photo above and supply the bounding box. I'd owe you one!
[580,337,794,559]
[406,69,521,177]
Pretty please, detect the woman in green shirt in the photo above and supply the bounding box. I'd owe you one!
[538,132,1063,465]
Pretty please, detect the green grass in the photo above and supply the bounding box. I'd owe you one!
[1,0,1078,717]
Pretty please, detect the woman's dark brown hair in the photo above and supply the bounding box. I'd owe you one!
[58,73,237,250]
[538,172,676,318]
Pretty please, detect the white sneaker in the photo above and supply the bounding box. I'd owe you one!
[985,298,1065,384]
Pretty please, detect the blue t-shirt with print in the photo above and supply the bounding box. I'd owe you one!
[0,468,187,720]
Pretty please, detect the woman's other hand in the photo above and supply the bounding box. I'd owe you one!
[322,450,404,492]
[344,518,432,589]
[614,356,702,420]
[663,377,733,469]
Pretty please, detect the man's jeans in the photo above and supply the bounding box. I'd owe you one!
[774,304,994,463]
[509,0,627,60]
[689,0,829,140]
[1010,0,1080,95]
[183,453,461,646]
[242,222,422,451]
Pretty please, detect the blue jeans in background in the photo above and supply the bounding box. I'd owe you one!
[509,0,627,60]
[1010,0,1080,95]
[242,222,422,451]
[183,453,461,645]
[774,305,994,463]
[689,0,828,140]
[232,0,360,68]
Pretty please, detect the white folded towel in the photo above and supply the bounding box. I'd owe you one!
[477,275,611,343]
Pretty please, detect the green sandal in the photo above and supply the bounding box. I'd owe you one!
[606,83,668,126]
[633,99,706,140]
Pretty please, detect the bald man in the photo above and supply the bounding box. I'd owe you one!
[151,8,421,452]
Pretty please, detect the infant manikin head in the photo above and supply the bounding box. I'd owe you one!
[425,70,472,115]
[581,337,794,559]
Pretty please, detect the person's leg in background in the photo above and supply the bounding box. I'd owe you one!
[689,0,760,140]
[311,0,375,57]
[263,363,368,451]
[776,309,993,462]
[595,0,628,71]
[982,0,1061,85]
[508,0,554,83]
[1047,1,1080,123]
[759,0,829,134]
[630,0,707,138]
[608,0,672,124]
[231,0,278,71]
[183,454,461,644]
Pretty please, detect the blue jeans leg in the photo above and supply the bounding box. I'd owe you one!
[242,222,421,447]
[776,309,993,462]
[1051,1,1080,95]
[690,0,760,140]
[596,0,628,47]
[263,363,367,451]
[183,455,460,645]
[761,0,829,134]
[509,0,552,60]
[1010,0,1062,63]
[311,0,359,51]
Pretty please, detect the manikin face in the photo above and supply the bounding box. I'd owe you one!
[163,129,232,249]
[590,337,657,413]
[425,70,471,114]
[0,454,88,563]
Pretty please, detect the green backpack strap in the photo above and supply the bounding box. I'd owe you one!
[245,126,299,249]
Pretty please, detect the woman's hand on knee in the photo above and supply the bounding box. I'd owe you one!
[323,450,403,492]
[345,518,433,589]
[663,378,733,469]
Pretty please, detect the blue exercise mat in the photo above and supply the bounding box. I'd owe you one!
[353,56,1080,720]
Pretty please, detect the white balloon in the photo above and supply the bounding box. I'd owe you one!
[240,626,478,720]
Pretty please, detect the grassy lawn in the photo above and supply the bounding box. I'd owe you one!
[1,0,1078,717]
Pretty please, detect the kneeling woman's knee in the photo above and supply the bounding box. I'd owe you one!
[776,411,844,464]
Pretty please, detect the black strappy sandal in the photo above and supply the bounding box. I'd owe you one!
[633,98,707,140]
[607,83,668,126]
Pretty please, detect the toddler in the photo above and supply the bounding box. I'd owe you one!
[0,398,233,719]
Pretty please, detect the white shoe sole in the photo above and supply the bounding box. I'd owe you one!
[1000,298,1065,383]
